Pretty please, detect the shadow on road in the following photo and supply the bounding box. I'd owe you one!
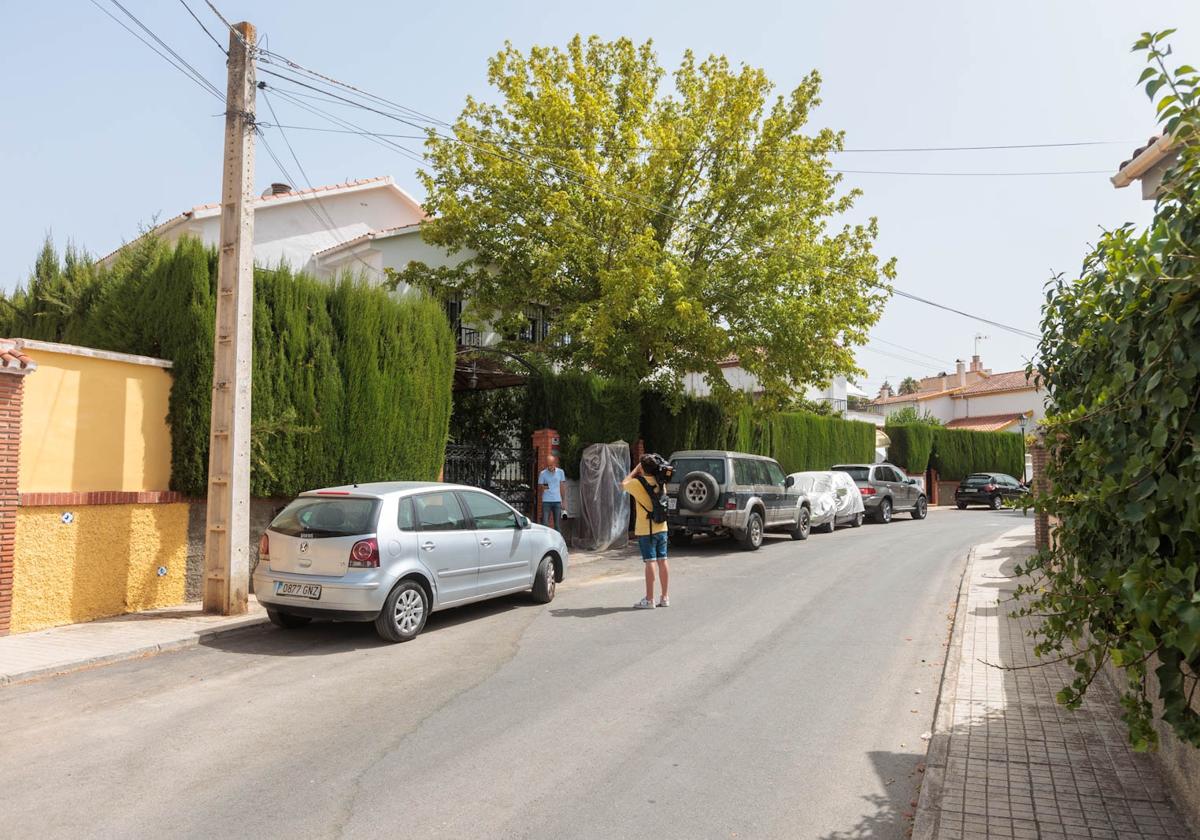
[548,606,636,618]
[817,750,925,840]
[200,593,537,657]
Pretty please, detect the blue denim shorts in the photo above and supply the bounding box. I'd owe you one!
[638,532,668,562]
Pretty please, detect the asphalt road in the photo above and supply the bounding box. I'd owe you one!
[0,507,1029,840]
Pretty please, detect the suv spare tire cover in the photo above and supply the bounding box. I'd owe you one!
[679,471,720,513]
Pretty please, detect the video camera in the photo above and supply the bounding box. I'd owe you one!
[640,453,675,484]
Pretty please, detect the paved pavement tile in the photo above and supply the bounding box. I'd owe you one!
[924,530,1194,840]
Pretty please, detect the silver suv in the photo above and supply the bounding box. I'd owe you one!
[254,482,568,642]
[665,450,811,550]
[831,463,928,524]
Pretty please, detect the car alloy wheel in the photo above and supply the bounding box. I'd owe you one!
[912,497,928,520]
[394,587,425,635]
[878,499,892,523]
[990,494,1003,510]
[684,479,709,507]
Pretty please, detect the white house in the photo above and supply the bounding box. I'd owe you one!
[867,355,1045,433]
[682,357,851,413]
[99,177,426,281]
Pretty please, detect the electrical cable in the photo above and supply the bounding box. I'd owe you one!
[867,336,956,367]
[177,0,226,54]
[89,0,224,102]
[890,289,1040,339]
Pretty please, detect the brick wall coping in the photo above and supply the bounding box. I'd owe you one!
[19,491,187,507]
[18,339,172,369]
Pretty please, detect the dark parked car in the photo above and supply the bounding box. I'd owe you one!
[954,473,1027,509]
[831,462,928,524]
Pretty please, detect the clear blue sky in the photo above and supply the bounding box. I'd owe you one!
[4,1,1199,388]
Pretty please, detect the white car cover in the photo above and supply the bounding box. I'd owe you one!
[788,470,865,527]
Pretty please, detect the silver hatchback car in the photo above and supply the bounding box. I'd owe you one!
[253,482,568,642]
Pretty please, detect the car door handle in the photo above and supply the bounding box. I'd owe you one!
[421,541,435,551]
[479,538,493,547]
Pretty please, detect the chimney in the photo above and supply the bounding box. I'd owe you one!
[956,358,966,388]
[262,182,293,198]
[969,354,983,373]
[878,382,893,399]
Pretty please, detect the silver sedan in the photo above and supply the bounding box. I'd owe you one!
[253,482,568,642]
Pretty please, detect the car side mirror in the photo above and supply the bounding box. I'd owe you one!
[906,478,917,485]
[785,475,795,488]
[517,515,531,529]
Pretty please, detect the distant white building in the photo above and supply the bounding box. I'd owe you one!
[682,357,851,413]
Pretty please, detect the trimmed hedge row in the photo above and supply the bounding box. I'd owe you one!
[929,428,1023,480]
[5,237,455,496]
[763,411,877,473]
[526,371,641,478]
[884,424,935,474]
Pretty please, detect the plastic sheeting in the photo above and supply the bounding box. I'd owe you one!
[578,441,631,551]
[830,470,866,519]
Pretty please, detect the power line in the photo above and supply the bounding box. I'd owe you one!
[89,0,225,102]
[177,0,225,54]
[201,0,247,47]
[837,140,1128,153]
[264,86,427,166]
[868,335,956,367]
[833,168,1111,177]
[891,289,1040,339]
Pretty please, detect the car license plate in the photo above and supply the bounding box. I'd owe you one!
[666,497,677,510]
[276,581,321,599]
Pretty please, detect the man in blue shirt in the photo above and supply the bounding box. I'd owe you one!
[538,455,567,531]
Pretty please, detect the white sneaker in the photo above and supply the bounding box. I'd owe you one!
[633,598,656,610]
[657,596,670,608]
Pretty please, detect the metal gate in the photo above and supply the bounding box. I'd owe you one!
[443,444,537,515]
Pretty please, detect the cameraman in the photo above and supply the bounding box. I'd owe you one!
[622,454,674,609]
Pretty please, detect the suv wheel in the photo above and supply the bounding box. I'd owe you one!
[874,498,892,524]
[956,501,968,510]
[912,496,928,520]
[790,506,811,541]
[851,512,864,528]
[374,580,429,643]
[739,511,764,551]
[680,471,720,513]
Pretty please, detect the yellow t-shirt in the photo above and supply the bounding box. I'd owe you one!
[622,474,669,537]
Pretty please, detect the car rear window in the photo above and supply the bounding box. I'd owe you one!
[270,497,381,538]
[671,458,726,484]
[833,466,869,482]
[962,474,994,486]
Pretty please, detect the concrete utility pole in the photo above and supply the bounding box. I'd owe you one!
[203,20,256,615]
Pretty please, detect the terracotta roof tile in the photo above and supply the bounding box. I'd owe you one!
[870,387,959,406]
[953,369,1036,396]
[945,413,1027,433]
[314,223,421,257]
[0,341,36,373]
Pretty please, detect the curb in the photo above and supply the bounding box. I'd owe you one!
[0,614,268,687]
[911,545,976,840]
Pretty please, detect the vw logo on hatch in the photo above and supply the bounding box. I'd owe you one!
[299,541,309,553]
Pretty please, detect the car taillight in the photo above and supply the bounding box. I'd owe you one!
[258,532,270,563]
[983,484,997,492]
[725,498,738,510]
[349,538,380,568]
[860,486,876,496]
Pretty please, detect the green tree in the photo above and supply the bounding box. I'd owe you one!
[885,405,941,426]
[397,35,893,403]
[898,376,920,395]
[1022,30,1200,750]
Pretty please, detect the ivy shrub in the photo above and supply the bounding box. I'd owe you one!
[929,428,1023,481]
[886,424,935,473]
[1020,31,1200,750]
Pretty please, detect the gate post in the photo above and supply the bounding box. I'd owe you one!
[531,428,559,524]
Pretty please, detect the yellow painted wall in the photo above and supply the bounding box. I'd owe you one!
[10,504,190,633]
[19,348,173,493]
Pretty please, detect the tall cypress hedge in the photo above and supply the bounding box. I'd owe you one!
[764,412,877,472]
[885,424,934,473]
[7,237,455,496]
[929,428,1023,480]
[640,391,728,458]
[526,370,640,477]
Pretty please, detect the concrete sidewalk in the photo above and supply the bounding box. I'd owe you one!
[0,598,268,685]
[0,543,634,686]
[915,527,1193,839]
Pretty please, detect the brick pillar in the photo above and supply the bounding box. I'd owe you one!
[631,439,646,467]
[927,468,939,506]
[1031,441,1050,551]
[0,373,25,636]
[531,428,559,523]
